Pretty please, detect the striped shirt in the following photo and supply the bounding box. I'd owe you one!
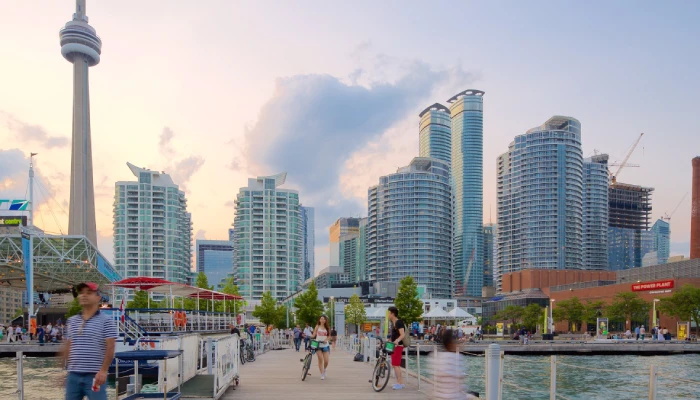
[66,310,118,373]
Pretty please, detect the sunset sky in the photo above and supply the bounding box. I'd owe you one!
[1,0,698,274]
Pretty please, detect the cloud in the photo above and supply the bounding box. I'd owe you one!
[224,200,235,208]
[227,159,243,171]
[241,59,476,272]
[155,127,205,191]
[159,127,176,157]
[195,229,207,240]
[0,111,69,148]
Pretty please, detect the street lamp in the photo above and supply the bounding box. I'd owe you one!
[549,299,555,334]
[330,296,335,329]
[653,299,660,329]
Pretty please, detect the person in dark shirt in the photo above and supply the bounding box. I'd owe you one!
[330,326,338,349]
[388,306,406,390]
[230,324,241,336]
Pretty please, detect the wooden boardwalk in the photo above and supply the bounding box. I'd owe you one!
[223,347,429,400]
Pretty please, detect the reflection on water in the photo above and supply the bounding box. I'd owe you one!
[2,354,700,399]
[407,353,700,400]
[0,357,116,400]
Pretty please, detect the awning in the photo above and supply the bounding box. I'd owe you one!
[107,276,243,300]
[448,307,475,319]
[422,308,450,319]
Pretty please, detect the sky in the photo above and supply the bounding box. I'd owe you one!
[1,0,699,274]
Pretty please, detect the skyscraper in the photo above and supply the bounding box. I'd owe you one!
[232,173,303,300]
[496,116,584,292]
[301,206,315,281]
[367,158,452,298]
[329,218,360,267]
[419,103,451,164]
[483,223,495,288]
[196,240,234,290]
[583,154,609,270]
[337,217,367,283]
[60,0,101,245]
[114,163,192,284]
[608,183,654,270]
[448,90,485,297]
[650,219,670,265]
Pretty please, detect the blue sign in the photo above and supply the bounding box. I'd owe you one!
[0,200,29,211]
[97,254,121,282]
[21,231,33,303]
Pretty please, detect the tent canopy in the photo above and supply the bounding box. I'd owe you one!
[107,276,243,301]
[422,307,450,319]
[448,307,475,319]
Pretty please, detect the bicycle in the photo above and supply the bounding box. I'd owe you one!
[240,338,256,363]
[369,338,393,392]
[300,339,319,381]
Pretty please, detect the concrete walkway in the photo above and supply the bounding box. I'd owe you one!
[224,347,429,400]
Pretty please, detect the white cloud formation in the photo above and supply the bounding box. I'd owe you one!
[0,111,69,149]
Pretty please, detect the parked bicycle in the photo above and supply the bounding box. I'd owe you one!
[240,338,255,364]
[300,339,319,381]
[369,338,393,392]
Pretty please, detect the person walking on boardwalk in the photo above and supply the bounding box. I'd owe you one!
[388,306,407,390]
[303,323,313,351]
[640,325,646,340]
[330,326,338,349]
[61,282,118,400]
[293,324,302,351]
[635,326,640,340]
[312,315,332,380]
[433,329,478,399]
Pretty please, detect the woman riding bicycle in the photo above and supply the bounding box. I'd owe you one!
[312,315,331,380]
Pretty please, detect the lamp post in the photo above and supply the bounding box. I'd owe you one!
[549,299,555,334]
[653,299,660,330]
[330,296,335,329]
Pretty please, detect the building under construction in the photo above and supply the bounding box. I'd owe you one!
[608,182,654,270]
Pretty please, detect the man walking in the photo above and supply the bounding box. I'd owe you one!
[634,326,640,340]
[61,282,117,400]
[293,325,302,352]
[303,323,313,351]
[388,306,406,390]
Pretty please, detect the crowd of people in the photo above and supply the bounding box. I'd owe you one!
[1,322,65,344]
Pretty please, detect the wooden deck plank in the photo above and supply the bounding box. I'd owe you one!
[223,348,429,399]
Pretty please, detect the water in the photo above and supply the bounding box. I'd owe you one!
[2,354,700,399]
[407,353,700,399]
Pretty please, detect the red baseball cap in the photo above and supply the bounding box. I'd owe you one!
[76,282,99,293]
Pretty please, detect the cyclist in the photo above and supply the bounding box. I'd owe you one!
[387,306,406,390]
[312,315,331,380]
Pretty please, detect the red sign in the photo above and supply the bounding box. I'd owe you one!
[631,280,674,292]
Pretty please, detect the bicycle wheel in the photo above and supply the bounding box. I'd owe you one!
[240,347,246,365]
[371,359,391,392]
[301,353,312,381]
[247,347,256,362]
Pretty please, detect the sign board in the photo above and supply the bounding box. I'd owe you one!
[496,322,504,337]
[677,322,690,341]
[0,216,27,226]
[597,318,609,339]
[631,280,674,292]
[0,200,29,211]
[363,323,373,332]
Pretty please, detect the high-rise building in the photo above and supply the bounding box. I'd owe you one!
[61,0,101,245]
[448,89,485,297]
[692,157,700,259]
[608,183,654,270]
[0,287,23,326]
[329,218,360,267]
[583,154,610,270]
[367,158,452,298]
[419,103,452,164]
[337,217,367,283]
[232,173,303,301]
[483,223,495,288]
[496,116,584,292]
[114,163,192,284]
[228,228,235,242]
[650,219,670,265]
[301,206,315,281]
[196,240,234,290]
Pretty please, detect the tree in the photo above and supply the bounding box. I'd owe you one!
[214,277,247,315]
[195,272,213,290]
[345,293,366,333]
[521,303,544,332]
[394,276,423,324]
[658,284,700,334]
[581,300,606,331]
[294,280,324,325]
[493,305,523,329]
[252,291,280,326]
[127,290,150,309]
[552,297,584,332]
[66,298,82,318]
[606,292,650,330]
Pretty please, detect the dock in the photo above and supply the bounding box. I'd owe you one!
[0,343,61,357]
[226,347,429,400]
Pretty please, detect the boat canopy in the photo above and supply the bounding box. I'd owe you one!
[107,277,243,301]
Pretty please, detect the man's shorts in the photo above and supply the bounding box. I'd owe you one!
[391,345,404,367]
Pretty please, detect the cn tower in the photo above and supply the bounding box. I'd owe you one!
[59,0,100,245]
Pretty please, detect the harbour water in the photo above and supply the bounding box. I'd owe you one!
[1,354,699,399]
[408,353,700,399]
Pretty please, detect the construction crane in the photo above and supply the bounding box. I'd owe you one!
[610,133,644,184]
[661,192,688,222]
